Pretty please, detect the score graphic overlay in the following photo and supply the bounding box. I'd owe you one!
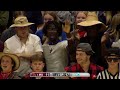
[30,72,90,77]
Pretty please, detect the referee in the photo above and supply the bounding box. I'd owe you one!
[97,47,120,79]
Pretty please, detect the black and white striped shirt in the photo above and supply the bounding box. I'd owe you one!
[97,69,119,79]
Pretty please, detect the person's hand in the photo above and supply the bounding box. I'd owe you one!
[63,19,71,33]
[42,35,48,44]
[16,53,23,57]
[16,53,33,59]
[43,37,49,44]
[101,34,108,44]
[74,29,80,40]
[106,11,112,25]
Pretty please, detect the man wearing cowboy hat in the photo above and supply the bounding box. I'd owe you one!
[0,52,21,79]
[77,11,107,68]
[3,16,43,77]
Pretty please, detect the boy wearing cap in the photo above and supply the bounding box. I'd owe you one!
[97,47,119,79]
[3,16,43,77]
[0,52,21,79]
[65,43,104,79]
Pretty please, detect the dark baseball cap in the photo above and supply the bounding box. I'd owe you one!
[76,43,95,53]
[106,47,120,56]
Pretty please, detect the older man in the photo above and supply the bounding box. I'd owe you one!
[3,16,43,77]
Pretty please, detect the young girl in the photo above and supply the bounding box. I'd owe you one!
[68,11,88,65]
[35,11,67,44]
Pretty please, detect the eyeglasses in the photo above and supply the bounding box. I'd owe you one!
[107,58,120,62]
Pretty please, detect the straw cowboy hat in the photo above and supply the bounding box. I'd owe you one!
[77,11,106,32]
[10,16,34,28]
[0,52,20,71]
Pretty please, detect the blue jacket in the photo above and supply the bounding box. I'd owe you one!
[35,29,67,43]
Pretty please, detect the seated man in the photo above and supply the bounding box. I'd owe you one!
[3,16,43,77]
[65,43,104,79]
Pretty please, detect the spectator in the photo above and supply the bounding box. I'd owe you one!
[97,47,119,79]
[42,21,68,74]
[55,11,75,32]
[3,16,43,77]
[101,13,120,59]
[65,43,104,79]
[23,54,54,79]
[26,11,43,34]
[68,11,88,65]
[35,11,67,44]
[0,52,21,79]
[0,11,28,43]
[77,11,107,68]
[7,11,43,34]
[0,11,9,36]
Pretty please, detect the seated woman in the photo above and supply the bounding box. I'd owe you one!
[0,52,21,79]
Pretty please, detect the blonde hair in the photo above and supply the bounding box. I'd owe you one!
[75,11,88,18]
[43,11,59,22]
[107,13,120,41]
[74,11,88,29]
